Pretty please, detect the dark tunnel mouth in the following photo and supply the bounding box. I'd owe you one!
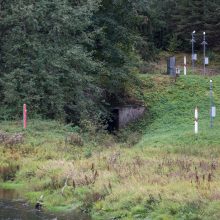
[107,109,119,132]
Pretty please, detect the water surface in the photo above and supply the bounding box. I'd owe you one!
[0,188,91,220]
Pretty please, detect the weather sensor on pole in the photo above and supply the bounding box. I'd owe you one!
[191,31,196,71]
[201,32,208,75]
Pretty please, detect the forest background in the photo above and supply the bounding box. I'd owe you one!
[0,0,220,126]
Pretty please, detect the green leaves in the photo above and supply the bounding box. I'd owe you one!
[0,0,102,122]
[0,0,152,124]
[0,0,164,123]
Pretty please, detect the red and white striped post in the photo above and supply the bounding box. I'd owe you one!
[23,104,27,129]
[184,56,187,76]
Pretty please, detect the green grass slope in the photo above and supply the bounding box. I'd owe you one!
[139,74,220,154]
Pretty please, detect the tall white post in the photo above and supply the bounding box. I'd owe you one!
[184,56,187,76]
[210,79,214,128]
[195,107,198,134]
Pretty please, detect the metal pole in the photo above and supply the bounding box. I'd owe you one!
[210,80,213,128]
[201,32,207,75]
[191,31,196,71]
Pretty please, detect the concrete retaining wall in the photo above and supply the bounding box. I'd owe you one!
[116,106,145,128]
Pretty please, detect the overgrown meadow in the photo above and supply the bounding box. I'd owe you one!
[1,74,220,220]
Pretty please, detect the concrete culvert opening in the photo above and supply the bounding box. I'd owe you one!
[107,105,146,132]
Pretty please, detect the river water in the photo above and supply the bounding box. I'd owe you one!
[0,188,91,220]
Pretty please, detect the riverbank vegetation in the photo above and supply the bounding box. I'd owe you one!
[1,74,220,219]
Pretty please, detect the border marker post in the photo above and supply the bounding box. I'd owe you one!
[195,107,198,134]
[23,104,27,129]
[184,56,187,76]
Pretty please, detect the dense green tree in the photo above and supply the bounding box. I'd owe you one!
[0,0,150,124]
[92,0,144,104]
[204,0,220,49]
[0,0,102,122]
[171,0,206,49]
[173,0,220,50]
[145,0,220,51]
[146,0,177,51]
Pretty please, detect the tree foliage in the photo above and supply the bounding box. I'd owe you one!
[147,0,220,51]
[0,0,149,123]
[0,0,219,124]
[0,0,103,121]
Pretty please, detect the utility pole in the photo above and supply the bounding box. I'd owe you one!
[201,32,208,75]
[191,30,196,71]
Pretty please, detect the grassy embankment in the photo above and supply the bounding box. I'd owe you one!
[1,73,220,219]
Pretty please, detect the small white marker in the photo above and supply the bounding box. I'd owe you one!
[195,107,198,134]
[184,56,187,76]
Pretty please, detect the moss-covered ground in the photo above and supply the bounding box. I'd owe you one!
[1,73,220,219]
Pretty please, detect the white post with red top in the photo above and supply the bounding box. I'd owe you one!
[23,104,27,129]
